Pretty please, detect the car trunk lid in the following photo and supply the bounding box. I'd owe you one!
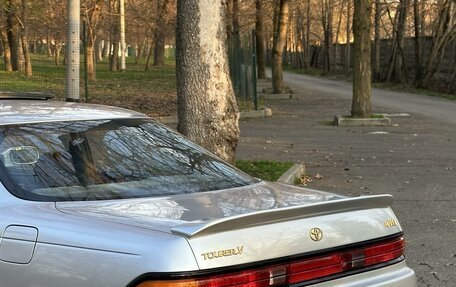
[56,181,402,269]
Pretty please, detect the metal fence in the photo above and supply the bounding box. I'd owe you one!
[228,30,258,111]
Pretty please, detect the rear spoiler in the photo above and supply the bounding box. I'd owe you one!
[171,195,394,238]
[0,91,55,100]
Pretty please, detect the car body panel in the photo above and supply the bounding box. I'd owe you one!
[0,196,200,287]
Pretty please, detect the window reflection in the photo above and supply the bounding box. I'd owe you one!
[0,119,256,201]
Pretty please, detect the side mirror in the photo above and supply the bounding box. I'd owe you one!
[1,146,39,168]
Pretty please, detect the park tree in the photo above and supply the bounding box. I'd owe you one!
[0,4,13,72]
[373,0,383,82]
[4,0,22,72]
[351,0,372,118]
[153,0,172,67]
[344,0,352,73]
[82,0,104,81]
[413,0,423,86]
[20,0,31,77]
[176,0,239,164]
[255,0,266,79]
[271,0,290,94]
[385,0,409,84]
[321,0,334,74]
[422,0,456,89]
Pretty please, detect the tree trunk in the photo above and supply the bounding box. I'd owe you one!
[413,0,423,86]
[255,0,266,79]
[46,34,53,57]
[386,0,409,84]
[226,0,233,41]
[0,31,12,71]
[110,41,119,72]
[109,0,119,72]
[84,0,104,80]
[352,0,372,118]
[119,0,126,71]
[95,38,103,63]
[305,0,311,70]
[232,0,240,36]
[333,0,344,72]
[153,0,169,67]
[135,40,144,65]
[344,0,351,73]
[153,30,165,66]
[176,0,240,164]
[86,43,96,81]
[322,0,334,74]
[6,0,21,72]
[422,0,455,88]
[21,0,32,77]
[272,0,290,94]
[145,40,153,71]
[373,0,382,82]
[54,42,62,66]
[449,40,456,94]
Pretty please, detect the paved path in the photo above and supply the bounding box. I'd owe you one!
[237,74,456,287]
[284,71,456,125]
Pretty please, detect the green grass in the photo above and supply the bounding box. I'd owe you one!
[236,160,293,181]
[0,55,261,116]
[1,55,178,116]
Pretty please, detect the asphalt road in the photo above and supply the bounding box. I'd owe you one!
[237,73,456,287]
[283,71,456,125]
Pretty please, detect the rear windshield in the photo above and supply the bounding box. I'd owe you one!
[0,119,256,201]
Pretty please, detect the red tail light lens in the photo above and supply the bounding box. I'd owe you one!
[289,236,405,284]
[137,236,405,287]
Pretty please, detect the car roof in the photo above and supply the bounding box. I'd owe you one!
[0,99,148,126]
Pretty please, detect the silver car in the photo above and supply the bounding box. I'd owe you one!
[0,93,416,287]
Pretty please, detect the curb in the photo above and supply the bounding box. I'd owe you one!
[157,108,273,125]
[259,93,293,100]
[277,163,305,185]
[240,108,273,119]
[334,115,391,126]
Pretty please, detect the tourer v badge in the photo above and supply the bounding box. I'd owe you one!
[201,246,244,260]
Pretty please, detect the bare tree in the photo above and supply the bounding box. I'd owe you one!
[153,0,170,67]
[422,0,456,88]
[386,0,409,84]
[176,0,240,164]
[344,0,351,73]
[272,0,290,94]
[0,5,13,71]
[373,0,383,82]
[255,0,266,79]
[0,30,12,71]
[351,0,372,118]
[321,0,334,73]
[82,0,104,81]
[20,0,31,76]
[5,0,22,72]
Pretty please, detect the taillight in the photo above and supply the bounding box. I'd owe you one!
[137,236,405,287]
[289,236,405,283]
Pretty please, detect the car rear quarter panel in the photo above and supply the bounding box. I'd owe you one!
[0,194,199,287]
